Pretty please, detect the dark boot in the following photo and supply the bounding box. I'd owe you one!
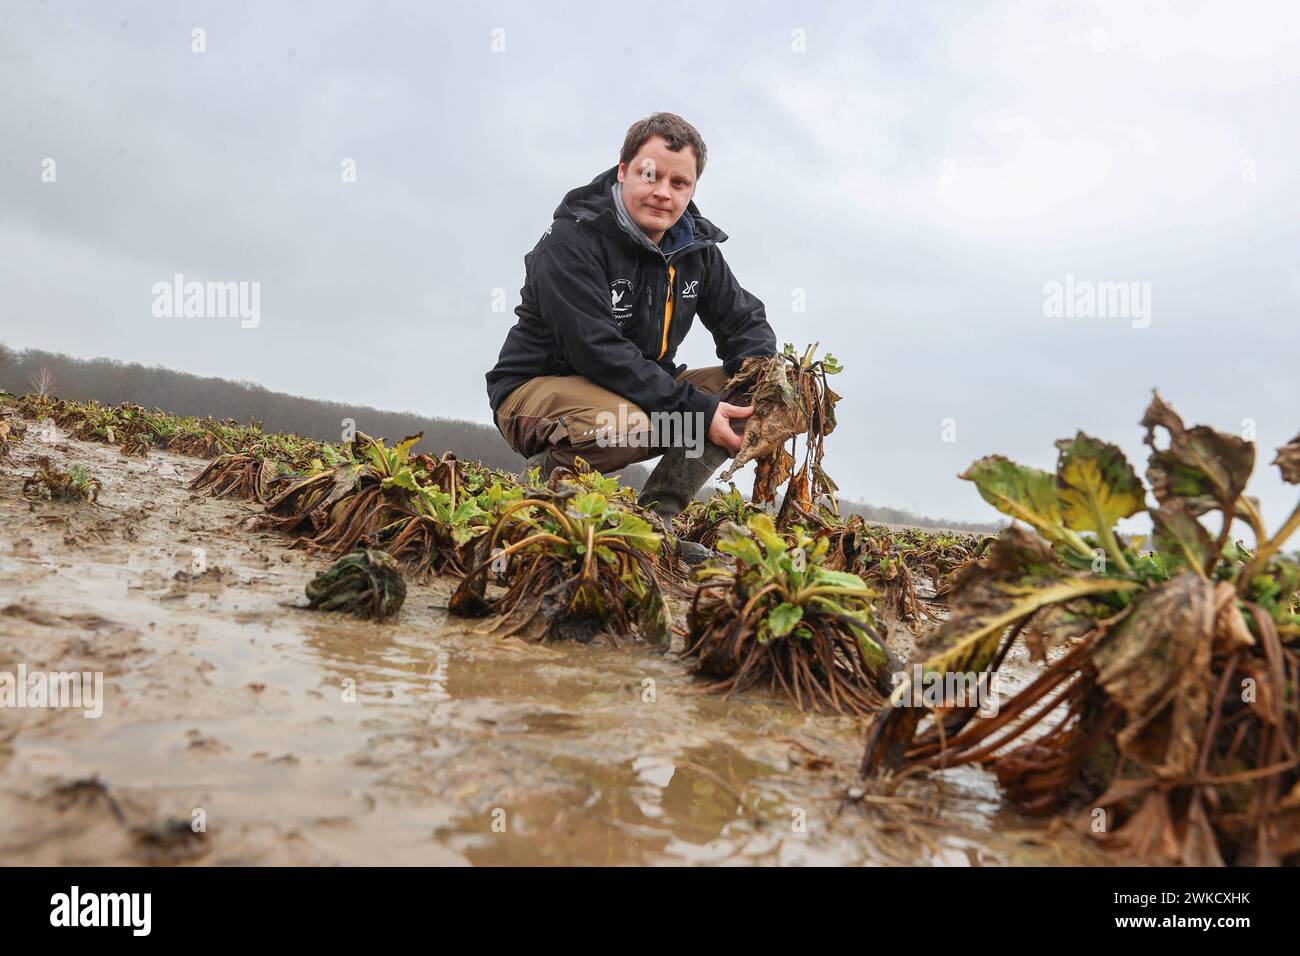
[637,441,729,519]
[637,442,730,565]
[519,447,559,484]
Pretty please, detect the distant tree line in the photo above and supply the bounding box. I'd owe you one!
[832,497,999,533]
[0,342,538,471]
[0,343,999,532]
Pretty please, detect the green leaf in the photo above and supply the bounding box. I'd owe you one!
[571,491,608,518]
[1150,501,1214,576]
[392,433,422,459]
[747,513,789,560]
[604,511,661,553]
[1055,432,1146,533]
[961,456,1071,545]
[381,470,422,494]
[451,499,486,524]
[811,567,869,591]
[717,525,764,566]
[768,602,804,637]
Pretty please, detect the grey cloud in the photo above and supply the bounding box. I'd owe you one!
[1,0,1297,525]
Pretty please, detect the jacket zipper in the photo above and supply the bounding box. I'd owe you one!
[652,242,701,362]
[658,264,676,360]
[580,212,708,362]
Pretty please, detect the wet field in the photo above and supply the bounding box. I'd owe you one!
[0,430,1118,865]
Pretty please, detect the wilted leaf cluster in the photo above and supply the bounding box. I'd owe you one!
[0,406,25,461]
[21,456,101,504]
[863,392,1300,866]
[718,343,842,521]
[817,517,989,629]
[304,547,407,621]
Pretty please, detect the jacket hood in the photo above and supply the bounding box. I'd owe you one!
[553,165,728,257]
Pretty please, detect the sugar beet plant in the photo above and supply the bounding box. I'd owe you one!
[0,405,25,461]
[673,482,764,550]
[366,450,524,579]
[191,444,293,503]
[718,343,842,524]
[861,392,1300,866]
[529,456,692,585]
[258,433,516,578]
[10,392,348,466]
[22,457,101,503]
[450,480,671,646]
[529,454,642,506]
[818,517,989,629]
[682,513,896,717]
[190,435,349,503]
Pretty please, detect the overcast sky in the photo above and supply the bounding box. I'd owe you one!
[2,0,1298,527]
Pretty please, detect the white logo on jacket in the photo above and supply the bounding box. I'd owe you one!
[681,279,699,298]
[609,278,635,325]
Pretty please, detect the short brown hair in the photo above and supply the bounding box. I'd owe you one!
[620,112,707,178]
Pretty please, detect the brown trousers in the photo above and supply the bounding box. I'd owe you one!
[495,365,744,473]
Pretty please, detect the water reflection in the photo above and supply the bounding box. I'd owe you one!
[300,619,450,705]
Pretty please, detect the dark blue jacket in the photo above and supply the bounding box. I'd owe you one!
[486,165,777,428]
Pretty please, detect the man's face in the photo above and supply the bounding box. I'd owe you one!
[616,135,698,244]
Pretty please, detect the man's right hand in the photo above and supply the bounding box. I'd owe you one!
[708,401,754,455]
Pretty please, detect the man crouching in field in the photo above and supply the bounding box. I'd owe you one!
[485,112,776,559]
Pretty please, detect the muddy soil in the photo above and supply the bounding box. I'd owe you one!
[0,426,1119,865]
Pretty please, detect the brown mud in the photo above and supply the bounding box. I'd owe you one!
[0,428,1121,865]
